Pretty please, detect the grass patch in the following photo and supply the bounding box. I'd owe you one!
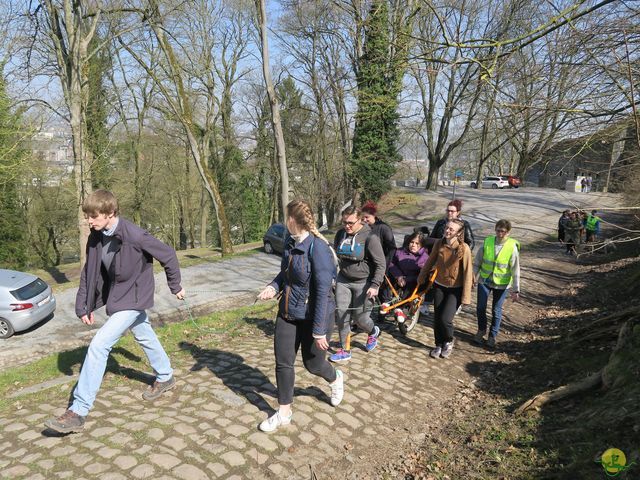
[0,301,277,413]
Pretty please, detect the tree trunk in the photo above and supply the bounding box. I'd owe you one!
[200,189,208,248]
[256,0,289,221]
[425,163,439,191]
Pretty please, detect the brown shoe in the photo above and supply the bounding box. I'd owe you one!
[142,376,176,401]
[44,409,86,433]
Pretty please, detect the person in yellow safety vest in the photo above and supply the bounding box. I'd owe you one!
[584,210,601,243]
[472,219,520,348]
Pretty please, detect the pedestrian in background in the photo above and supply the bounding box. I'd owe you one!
[557,210,570,243]
[584,210,601,243]
[564,211,582,255]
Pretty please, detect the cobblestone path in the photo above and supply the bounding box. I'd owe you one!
[0,306,493,479]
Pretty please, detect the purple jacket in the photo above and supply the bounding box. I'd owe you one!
[75,217,183,318]
[388,248,428,285]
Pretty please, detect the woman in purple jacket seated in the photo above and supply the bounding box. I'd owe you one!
[384,232,429,323]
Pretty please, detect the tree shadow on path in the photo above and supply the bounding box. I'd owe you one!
[179,341,276,415]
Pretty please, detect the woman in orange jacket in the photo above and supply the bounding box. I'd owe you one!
[417,219,473,359]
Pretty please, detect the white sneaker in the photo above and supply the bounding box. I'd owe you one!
[259,411,292,432]
[330,369,344,406]
[394,309,407,324]
[440,341,454,358]
[429,346,442,358]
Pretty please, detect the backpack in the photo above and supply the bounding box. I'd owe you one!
[309,236,340,275]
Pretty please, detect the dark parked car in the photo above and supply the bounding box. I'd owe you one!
[0,269,56,338]
[263,223,287,254]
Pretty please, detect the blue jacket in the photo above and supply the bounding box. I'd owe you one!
[269,234,336,336]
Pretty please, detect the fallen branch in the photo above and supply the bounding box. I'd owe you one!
[567,306,637,340]
[514,371,603,415]
[516,315,639,415]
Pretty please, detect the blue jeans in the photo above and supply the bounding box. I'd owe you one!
[476,283,509,339]
[70,310,172,416]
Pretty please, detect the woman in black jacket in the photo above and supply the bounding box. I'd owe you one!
[362,200,396,265]
[429,199,475,251]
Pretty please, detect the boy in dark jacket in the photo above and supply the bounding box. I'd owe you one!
[45,190,185,433]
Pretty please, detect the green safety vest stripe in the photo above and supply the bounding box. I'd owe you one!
[479,236,518,286]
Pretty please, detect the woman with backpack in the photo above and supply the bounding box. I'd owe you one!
[330,205,386,362]
[257,200,344,432]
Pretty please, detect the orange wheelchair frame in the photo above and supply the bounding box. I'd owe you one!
[379,269,437,335]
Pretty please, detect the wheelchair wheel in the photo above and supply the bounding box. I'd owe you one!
[399,297,422,335]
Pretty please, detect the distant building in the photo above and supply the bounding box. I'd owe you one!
[525,119,638,192]
[31,128,74,186]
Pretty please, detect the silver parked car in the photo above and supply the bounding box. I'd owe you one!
[0,269,56,338]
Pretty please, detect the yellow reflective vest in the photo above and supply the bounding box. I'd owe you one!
[479,236,519,286]
[585,215,600,231]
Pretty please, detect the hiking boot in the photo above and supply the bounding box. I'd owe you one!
[429,346,442,358]
[142,376,176,401]
[330,370,344,406]
[259,411,292,432]
[44,409,86,434]
[365,326,381,352]
[440,341,454,358]
[486,336,496,348]
[330,348,352,363]
[394,309,407,324]
[473,330,485,345]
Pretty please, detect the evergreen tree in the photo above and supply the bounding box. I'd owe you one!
[87,35,112,189]
[0,69,28,269]
[350,0,402,201]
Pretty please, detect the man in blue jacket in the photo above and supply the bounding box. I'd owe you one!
[45,190,185,433]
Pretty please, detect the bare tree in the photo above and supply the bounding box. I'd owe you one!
[255,0,289,221]
[118,0,234,254]
[29,0,103,265]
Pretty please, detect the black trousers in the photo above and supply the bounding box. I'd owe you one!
[274,316,336,405]
[432,284,463,346]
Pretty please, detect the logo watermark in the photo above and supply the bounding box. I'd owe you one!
[596,448,635,477]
